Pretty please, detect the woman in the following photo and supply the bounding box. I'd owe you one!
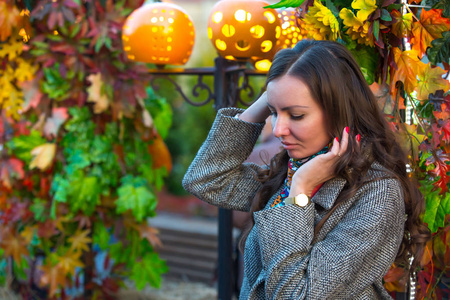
[182,40,430,299]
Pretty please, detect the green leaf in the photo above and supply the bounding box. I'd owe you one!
[326,0,340,18]
[68,173,101,215]
[115,176,157,222]
[373,20,380,41]
[30,198,47,222]
[264,0,305,9]
[6,130,46,163]
[144,88,173,139]
[380,9,392,21]
[421,181,450,233]
[348,45,379,85]
[93,222,110,250]
[130,253,168,290]
[426,0,450,17]
[427,31,450,65]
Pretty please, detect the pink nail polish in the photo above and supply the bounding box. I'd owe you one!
[356,134,361,142]
[345,126,349,134]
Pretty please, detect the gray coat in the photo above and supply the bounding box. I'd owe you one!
[183,108,405,299]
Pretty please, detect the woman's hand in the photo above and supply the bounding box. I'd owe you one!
[289,127,359,197]
[238,92,271,123]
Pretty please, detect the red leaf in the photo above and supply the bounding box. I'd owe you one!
[44,107,69,138]
[426,150,450,194]
[0,158,25,189]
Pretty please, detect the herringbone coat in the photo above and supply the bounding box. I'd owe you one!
[183,108,405,299]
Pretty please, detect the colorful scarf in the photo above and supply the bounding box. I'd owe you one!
[271,146,329,208]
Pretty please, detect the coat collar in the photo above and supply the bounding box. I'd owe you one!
[311,177,347,210]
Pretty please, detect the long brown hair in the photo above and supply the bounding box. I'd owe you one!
[240,40,430,272]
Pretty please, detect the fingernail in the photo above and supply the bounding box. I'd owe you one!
[356,134,361,142]
[345,126,349,134]
[335,137,339,142]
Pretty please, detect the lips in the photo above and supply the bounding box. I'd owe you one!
[281,141,296,150]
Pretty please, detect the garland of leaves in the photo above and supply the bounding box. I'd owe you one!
[266,0,450,298]
[0,0,172,298]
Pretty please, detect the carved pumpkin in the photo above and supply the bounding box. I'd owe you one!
[207,0,281,62]
[122,2,195,65]
[277,8,306,49]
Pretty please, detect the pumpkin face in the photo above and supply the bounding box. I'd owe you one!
[207,0,281,62]
[122,3,195,65]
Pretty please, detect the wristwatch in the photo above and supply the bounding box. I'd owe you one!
[284,193,311,207]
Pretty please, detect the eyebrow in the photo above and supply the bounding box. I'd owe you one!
[267,102,309,110]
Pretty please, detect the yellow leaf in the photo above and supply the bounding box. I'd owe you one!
[0,40,23,59]
[68,229,92,253]
[0,76,24,120]
[391,48,427,95]
[57,250,84,276]
[15,58,37,82]
[0,228,29,264]
[304,0,340,41]
[416,64,450,100]
[29,143,56,171]
[339,8,374,46]
[351,0,377,21]
[55,215,72,232]
[20,225,37,244]
[86,73,110,114]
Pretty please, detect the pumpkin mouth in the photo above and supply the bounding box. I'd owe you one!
[236,40,251,51]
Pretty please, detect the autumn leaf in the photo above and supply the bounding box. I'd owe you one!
[0,228,29,264]
[86,73,110,114]
[30,143,57,171]
[138,224,162,248]
[14,58,37,82]
[148,134,172,173]
[39,263,67,297]
[421,179,450,233]
[57,250,84,276]
[411,9,450,58]
[44,107,69,138]
[68,229,92,253]
[20,225,37,244]
[0,40,23,59]
[391,48,427,94]
[0,158,25,189]
[426,150,450,194]
[6,130,46,163]
[0,2,21,41]
[383,264,408,292]
[391,10,412,39]
[19,79,43,111]
[415,64,450,100]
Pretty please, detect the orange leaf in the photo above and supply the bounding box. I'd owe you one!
[148,134,172,173]
[0,158,24,189]
[57,250,84,276]
[138,224,162,248]
[411,9,450,58]
[0,2,21,41]
[391,48,427,95]
[391,10,413,39]
[0,228,29,264]
[68,229,92,253]
[421,240,434,267]
[384,265,408,292]
[416,64,450,100]
[39,263,67,297]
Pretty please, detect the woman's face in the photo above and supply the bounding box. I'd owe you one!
[266,75,331,159]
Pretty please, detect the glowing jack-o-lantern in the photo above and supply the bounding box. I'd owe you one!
[122,2,195,65]
[277,8,307,49]
[208,0,281,62]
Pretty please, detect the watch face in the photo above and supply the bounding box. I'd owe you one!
[295,194,309,207]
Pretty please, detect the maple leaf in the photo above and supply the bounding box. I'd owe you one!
[0,228,29,264]
[68,229,92,253]
[391,48,427,95]
[411,9,450,58]
[19,79,43,112]
[0,40,23,59]
[383,264,408,292]
[6,130,46,163]
[138,224,162,248]
[0,158,25,189]
[0,2,21,41]
[20,225,37,244]
[86,73,110,114]
[30,143,57,171]
[14,58,37,82]
[351,0,377,21]
[130,252,168,290]
[56,250,84,276]
[421,179,450,233]
[391,10,412,39]
[426,150,450,194]
[115,176,157,222]
[44,107,69,138]
[415,64,450,100]
[39,263,67,297]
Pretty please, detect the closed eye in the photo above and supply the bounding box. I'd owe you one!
[291,114,304,120]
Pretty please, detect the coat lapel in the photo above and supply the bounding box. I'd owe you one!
[311,177,347,210]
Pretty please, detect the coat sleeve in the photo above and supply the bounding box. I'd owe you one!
[182,107,267,212]
[252,177,405,299]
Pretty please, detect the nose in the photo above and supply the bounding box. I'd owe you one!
[272,116,289,138]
